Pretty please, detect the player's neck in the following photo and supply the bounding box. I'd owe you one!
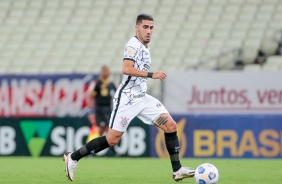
[100,77,108,82]
[135,35,148,48]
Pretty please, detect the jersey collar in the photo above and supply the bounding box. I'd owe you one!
[134,36,149,49]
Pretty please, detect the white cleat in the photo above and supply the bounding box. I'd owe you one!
[63,152,77,181]
[173,167,195,182]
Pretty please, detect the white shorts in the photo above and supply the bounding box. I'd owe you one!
[109,94,168,132]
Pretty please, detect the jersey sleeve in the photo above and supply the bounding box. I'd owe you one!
[123,43,139,63]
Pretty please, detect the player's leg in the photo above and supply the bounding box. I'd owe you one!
[138,95,194,181]
[154,113,180,169]
[153,113,194,181]
[99,106,112,135]
[95,107,105,136]
[64,128,123,181]
[64,106,123,181]
[64,99,140,181]
[102,107,118,155]
[71,130,121,160]
[64,108,110,181]
[72,128,122,160]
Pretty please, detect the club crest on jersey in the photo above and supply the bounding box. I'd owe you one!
[120,116,129,127]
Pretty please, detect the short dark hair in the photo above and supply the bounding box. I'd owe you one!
[136,13,154,24]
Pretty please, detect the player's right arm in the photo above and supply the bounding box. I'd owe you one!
[123,60,167,81]
[123,39,167,81]
[87,82,97,109]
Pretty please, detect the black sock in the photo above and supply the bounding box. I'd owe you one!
[165,132,182,172]
[71,136,110,161]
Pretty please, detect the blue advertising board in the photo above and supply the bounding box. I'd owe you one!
[151,114,282,158]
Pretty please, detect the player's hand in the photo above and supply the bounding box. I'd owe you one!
[152,70,167,81]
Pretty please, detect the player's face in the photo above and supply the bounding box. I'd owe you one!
[101,67,110,79]
[136,20,154,45]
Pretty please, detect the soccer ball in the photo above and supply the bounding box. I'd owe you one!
[194,163,219,184]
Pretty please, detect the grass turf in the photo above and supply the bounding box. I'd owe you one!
[0,157,281,184]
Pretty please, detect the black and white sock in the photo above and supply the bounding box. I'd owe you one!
[71,136,110,161]
[164,132,182,172]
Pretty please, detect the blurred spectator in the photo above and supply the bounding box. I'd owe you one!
[87,65,117,136]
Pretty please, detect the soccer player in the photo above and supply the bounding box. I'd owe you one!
[87,65,116,136]
[64,13,195,182]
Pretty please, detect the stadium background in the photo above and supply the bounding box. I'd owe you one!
[0,0,282,159]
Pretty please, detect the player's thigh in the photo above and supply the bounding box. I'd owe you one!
[137,95,168,125]
[109,101,143,132]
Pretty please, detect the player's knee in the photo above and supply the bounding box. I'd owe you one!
[108,137,121,146]
[106,134,122,146]
[165,121,177,133]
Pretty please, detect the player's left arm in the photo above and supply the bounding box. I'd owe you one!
[123,60,167,81]
[87,81,97,108]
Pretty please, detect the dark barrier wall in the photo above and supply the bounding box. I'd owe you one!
[1,115,282,158]
[0,117,149,157]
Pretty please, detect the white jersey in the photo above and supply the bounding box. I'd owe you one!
[109,36,168,132]
[114,36,151,104]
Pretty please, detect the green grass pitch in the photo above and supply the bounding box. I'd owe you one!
[0,157,282,184]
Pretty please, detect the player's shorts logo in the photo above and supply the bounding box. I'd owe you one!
[120,116,129,127]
